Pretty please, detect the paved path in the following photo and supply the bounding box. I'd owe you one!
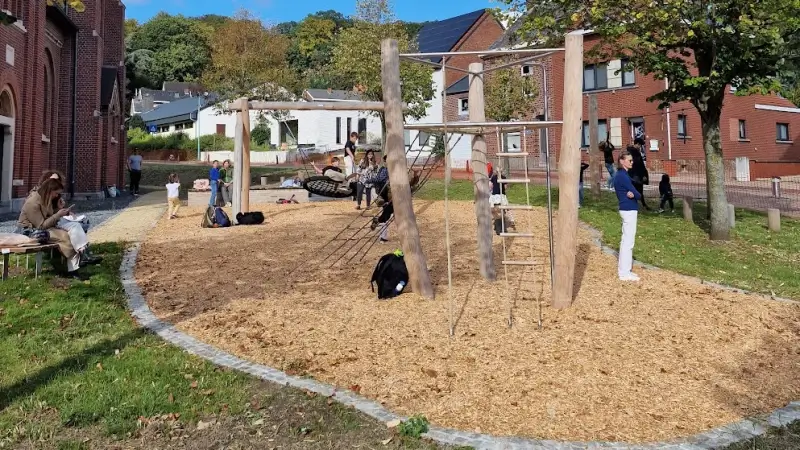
[88,192,166,243]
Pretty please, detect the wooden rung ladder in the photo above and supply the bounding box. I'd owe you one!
[494,126,540,329]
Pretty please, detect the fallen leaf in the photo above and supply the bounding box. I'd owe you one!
[381,437,393,445]
[349,384,361,394]
[386,419,401,428]
[422,368,438,378]
[196,420,214,431]
[96,362,103,371]
[190,380,198,389]
[168,393,174,404]
[201,389,215,396]
[252,418,264,426]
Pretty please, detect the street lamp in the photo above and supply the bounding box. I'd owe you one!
[189,92,209,161]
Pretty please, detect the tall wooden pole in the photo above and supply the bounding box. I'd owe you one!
[241,98,251,213]
[552,31,584,310]
[468,62,496,281]
[232,108,244,220]
[588,94,601,199]
[380,38,435,299]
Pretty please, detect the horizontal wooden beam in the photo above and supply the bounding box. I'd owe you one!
[228,101,394,112]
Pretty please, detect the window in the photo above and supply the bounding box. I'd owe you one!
[418,131,431,147]
[2,0,24,21]
[777,123,790,141]
[738,120,747,139]
[404,130,411,147]
[42,69,50,138]
[358,118,367,144]
[335,117,341,144]
[175,122,192,131]
[583,63,608,91]
[216,124,226,135]
[520,65,533,76]
[581,120,608,148]
[157,125,169,133]
[677,115,687,137]
[621,58,635,86]
[458,98,469,115]
[346,117,352,137]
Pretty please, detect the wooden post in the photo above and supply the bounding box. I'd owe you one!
[767,208,780,232]
[683,196,693,222]
[728,203,735,228]
[588,94,601,199]
[232,109,244,220]
[241,98,251,213]
[380,38,435,299]
[552,31,584,310]
[468,62,496,281]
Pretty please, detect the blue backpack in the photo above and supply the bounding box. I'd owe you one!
[213,207,231,227]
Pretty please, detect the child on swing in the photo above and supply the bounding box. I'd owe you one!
[311,157,358,193]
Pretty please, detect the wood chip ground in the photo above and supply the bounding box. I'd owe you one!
[135,201,800,443]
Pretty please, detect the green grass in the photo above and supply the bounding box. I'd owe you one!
[132,163,294,193]
[0,243,252,442]
[0,244,451,449]
[416,180,800,300]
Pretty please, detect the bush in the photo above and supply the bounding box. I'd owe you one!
[127,114,146,131]
[251,120,271,146]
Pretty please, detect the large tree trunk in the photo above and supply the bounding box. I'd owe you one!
[700,114,730,240]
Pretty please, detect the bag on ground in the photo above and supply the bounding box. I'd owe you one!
[214,207,231,227]
[236,211,265,225]
[370,250,409,300]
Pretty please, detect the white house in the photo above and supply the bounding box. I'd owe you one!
[140,89,382,152]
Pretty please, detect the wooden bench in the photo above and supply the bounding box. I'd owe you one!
[1,244,60,281]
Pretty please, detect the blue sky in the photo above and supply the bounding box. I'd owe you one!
[124,0,499,24]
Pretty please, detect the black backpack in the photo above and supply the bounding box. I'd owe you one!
[236,211,265,225]
[370,251,409,300]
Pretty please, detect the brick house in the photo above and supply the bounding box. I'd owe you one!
[445,29,800,179]
[406,9,504,168]
[0,0,126,212]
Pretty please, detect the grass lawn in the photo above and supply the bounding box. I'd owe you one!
[0,243,448,449]
[416,180,800,300]
[132,163,295,193]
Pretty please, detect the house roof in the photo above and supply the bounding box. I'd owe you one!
[304,89,364,101]
[100,66,118,110]
[445,75,470,95]
[140,94,219,127]
[418,9,487,63]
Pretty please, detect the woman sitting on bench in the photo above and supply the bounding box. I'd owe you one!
[17,179,99,278]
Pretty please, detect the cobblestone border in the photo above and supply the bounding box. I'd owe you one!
[121,243,800,450]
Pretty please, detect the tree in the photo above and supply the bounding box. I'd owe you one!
[331,0,434,126]
[128,13,211,87]
[202,9,299,104]
[485,62,539,122]
[499,0,800,240]
[295,16,337,57]
[124,18,139,39]
[251,118,271,146]
[127,114,147,131]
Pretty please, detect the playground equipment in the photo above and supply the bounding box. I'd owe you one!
[227,32,586,328]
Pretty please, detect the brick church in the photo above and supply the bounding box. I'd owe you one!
[0,0,126,212]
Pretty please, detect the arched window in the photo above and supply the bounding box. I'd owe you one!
[43,50,55,140]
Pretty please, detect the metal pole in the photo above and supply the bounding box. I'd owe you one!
[196,95,201,161]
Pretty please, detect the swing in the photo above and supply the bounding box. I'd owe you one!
[302,176,354,199]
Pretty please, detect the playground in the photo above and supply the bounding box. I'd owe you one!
[134,200,799,443]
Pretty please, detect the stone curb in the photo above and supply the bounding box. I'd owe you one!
[121,241,800,449]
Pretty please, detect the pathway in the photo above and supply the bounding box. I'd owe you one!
[87,192,166,243]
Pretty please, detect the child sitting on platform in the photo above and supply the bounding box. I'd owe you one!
[312,157,358,193]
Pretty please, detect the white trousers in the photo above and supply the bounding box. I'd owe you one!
[618,210,638,278]
[57,218,89,255]
[343,156,356,177]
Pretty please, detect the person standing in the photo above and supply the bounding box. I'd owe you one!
[628,146,651,211]
[219,160,234,207]
[599,141,616,190]
[208,160,221,207]
[128,150,143,196]
[613,151,641,282]
[343,132,358,202]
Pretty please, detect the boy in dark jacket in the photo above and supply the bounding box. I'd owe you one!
[658,174,674,213]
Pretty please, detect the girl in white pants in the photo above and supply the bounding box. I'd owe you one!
[613,152,641,281]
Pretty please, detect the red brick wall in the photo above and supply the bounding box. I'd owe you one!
[443,13,505,88]
[476,33,800,166]
[0,1,125,204]
[749,161,800,179]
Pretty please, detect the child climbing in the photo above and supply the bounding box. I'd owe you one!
[489,165,515,229]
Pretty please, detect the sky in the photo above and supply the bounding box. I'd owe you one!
[123,0,499,25]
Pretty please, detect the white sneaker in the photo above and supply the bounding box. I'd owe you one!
[619,273,640,282]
